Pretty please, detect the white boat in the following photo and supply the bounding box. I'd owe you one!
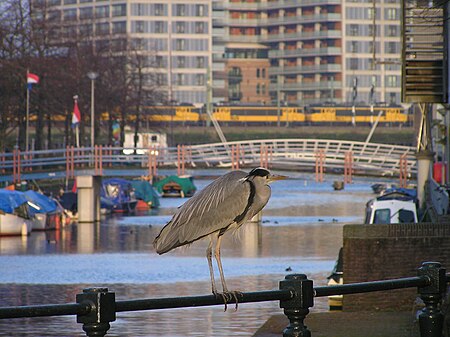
[364,188,418,224]
[24,190,64,231]
[0,190,33,236]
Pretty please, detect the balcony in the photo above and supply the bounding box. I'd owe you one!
[269,64,342,75]
[269,80,342,91]
[269,47,342,58]
[264,30,341,42]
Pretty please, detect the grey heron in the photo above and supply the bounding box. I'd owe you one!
[153,167,287,307]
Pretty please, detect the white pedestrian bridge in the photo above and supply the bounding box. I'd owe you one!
[0,139,417,182]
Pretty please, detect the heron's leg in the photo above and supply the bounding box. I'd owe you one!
[214,235,242,310]
[214,235,229,293]
[207,236,218,295]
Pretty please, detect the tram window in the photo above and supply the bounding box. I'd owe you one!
[373,209,390,224]
[398,209,415,223]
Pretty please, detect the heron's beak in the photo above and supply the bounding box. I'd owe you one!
[268,174,288,183]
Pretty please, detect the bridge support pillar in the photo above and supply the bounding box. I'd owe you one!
[77,175,101,223]
[416,150,434,210]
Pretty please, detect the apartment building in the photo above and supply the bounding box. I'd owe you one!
[40,0,402,106]
[42,0,223,106]
[224,0,402,105]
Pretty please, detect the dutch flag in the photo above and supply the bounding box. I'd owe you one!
[27,72,39,90]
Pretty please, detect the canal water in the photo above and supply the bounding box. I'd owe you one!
[0,170,386,336]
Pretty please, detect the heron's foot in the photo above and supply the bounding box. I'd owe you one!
[213,290,243,311]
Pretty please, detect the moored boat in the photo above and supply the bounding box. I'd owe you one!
[364,187,418,224]
[130,180,160,210]
[24,190,63,231]
[0,190,33,236]
[153,175,197,198]
[102,178,138,213]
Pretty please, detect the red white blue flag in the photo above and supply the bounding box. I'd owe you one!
[27,73,39,84]
[27,72,39,90]
[72,99,81,126]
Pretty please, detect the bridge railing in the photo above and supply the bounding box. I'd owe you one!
[0,262,448,337]
[0,139,417,181]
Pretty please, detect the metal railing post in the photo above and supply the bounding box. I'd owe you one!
[279,274,314,337]
[418,262,446,337]
[76,287,116,337]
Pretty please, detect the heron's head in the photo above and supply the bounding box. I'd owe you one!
[246,167,288,184]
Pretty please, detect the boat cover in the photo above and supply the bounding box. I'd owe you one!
[153,176,197,196]
[24,190,58,214]
[130,180,160,207]
[0,189,28,214]
[102,178,136,204]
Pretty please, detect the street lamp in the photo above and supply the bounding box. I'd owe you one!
[87,71,98,149]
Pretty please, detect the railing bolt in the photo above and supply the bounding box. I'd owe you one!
[418,262,446,337]
[280,274,314,337]
[76,287,116,337]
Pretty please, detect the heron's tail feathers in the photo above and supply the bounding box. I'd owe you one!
[153,222,182,254]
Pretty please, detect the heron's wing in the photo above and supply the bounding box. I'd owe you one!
[154,171,250,253]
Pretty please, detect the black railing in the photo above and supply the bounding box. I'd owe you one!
[0,262,448,337]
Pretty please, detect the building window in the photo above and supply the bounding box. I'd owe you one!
[262,69,266,78]
[175,4,186,16]
[95,5,109,18]
[386,75,398,87]
[155,21,164,33]
[96,22,110,35]
[256,69,260,78]
[195,4,206,17]
[256,83,261,94]
[386,42,397,54]
[350,41,358,53]
[80,7,93,20]
[155,55,164,68]
[386,8,398,20]
[349,24,358,36]
[176,22,185,33]
[155,4,164,16]
[63,9,77,21]
[195,22,206,34]
[176,74,185,85]
[196,56,205,68]
[386,25,398,37]
[112,21,126,34]
[135,21,144,33]
[349,58,358,70]
[112,4,126,17]
[196,74,205,86]
[175,39,185,51]
[177,56,186,68]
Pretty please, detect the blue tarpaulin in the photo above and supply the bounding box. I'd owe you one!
[24,190,58,214]
[0,189,28,214]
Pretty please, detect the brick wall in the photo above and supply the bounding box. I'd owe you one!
[342,223,450,311]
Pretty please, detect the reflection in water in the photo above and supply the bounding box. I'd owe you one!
[0,174,377,336]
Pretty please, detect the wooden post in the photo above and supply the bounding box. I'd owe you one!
[181,144,186,176]
[399,154,408,187]
[315,150,325,182]
[177,144,181,176]
[344,151,353,184]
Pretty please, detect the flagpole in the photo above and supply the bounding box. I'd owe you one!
[26,70,30,151]
[73,95,80,148]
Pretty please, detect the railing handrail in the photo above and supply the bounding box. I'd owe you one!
[0,263,448,337]
[0,139,417,183]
